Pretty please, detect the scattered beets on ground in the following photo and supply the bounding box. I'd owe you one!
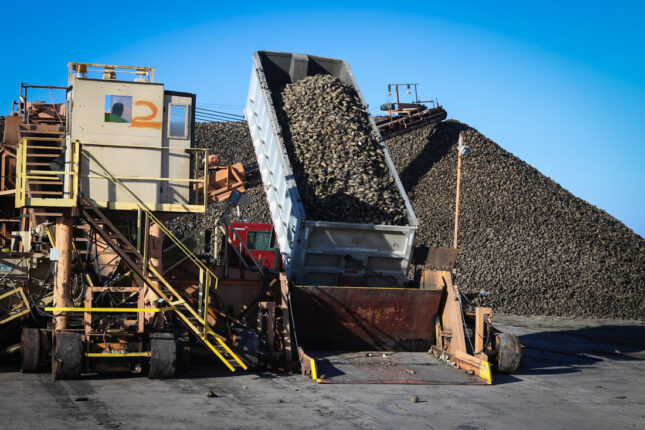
[171,118,644,320]
[276,75,407,225]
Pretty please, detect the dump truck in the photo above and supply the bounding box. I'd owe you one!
[244,51,522,383]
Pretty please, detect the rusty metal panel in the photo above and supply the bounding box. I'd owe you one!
[291,286,442,351]
[425,247,459,270]
[3,116,21,145]
[420,269,446,290]
[306,351,486,385]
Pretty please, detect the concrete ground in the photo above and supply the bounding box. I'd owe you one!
[0,315,643,430]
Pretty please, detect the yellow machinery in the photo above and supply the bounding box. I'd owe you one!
[1,63,251,378]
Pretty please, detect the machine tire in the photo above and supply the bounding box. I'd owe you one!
[148,333,176,379]
[52,332,83,380]
[21,328,41,373]
[495,332,522,374]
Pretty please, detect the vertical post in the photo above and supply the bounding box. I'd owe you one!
[395,84,400,108]
[142,212,150,278]
[198,268,205,318]
[203,149,209,211]
[63,136,72,198]
[136,208,142,253]
[147,220,163,274]
[54,215,73,330]
[203,274,210,338]
[453,132,464,250]
[1,148,6,191]
[223,225,229,279]
[475,307,492,355]
[144,219,163,325]
[280,273,293,361]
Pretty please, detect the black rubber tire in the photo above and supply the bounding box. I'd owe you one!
[148,333,176,379]
[495,332,522,374]
[21,328,41,373]
[52,332,83,380]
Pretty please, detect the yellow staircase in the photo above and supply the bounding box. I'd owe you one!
[76,146,248,372]
[79,196,247,372]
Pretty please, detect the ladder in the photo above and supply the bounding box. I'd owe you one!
[79,195,247,372]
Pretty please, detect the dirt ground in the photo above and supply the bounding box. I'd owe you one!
[0,315,643,430]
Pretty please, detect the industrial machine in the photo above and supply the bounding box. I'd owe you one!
[1,63,253,378]
[244,51,521,384]
[376,83,448,138]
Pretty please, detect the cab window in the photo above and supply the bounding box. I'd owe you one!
[168,104,188,138]
[246,230,272,251]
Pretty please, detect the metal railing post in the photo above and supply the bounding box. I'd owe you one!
[203,274,210,338]
[142,211,150,278]
[198,267,205,318]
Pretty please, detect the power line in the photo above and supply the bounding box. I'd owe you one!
[194,113,245,123]
[195,112,240,121]
[195,106,244,120]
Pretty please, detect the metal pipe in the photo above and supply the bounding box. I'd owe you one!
[145,220,163,324]
[148,221,163,272]
[54,215,73,330]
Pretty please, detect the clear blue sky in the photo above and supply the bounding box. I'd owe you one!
[2,1,643,236]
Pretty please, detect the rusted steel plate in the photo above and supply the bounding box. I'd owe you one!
[307,350,485,385]
[291,286,442,351]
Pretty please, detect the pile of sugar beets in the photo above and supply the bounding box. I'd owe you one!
[276,74,407,225]
[167,74,644,320]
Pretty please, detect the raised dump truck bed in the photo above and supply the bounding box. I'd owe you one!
[244,51,418,287]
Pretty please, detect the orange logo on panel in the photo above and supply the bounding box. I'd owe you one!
[131,100,162,129]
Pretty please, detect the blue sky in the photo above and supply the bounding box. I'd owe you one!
[2,1,643,236]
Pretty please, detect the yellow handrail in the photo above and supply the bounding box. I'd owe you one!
[80,146,219,290]
[15,137,80,208]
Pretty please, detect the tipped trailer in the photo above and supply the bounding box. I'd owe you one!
[244,51,521,384]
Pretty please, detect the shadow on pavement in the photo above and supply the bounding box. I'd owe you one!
[516,324,644,376]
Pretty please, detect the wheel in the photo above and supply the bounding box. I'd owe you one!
[21,328,40,373]
[148,333,176,379]
[494,332,522,374]
[52,332,83,380]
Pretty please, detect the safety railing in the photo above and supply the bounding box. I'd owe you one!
[79,147,247,370]
[15,139,210,213]
[15,137,79,208]
[80,142,210,213]
[80,146,216,285]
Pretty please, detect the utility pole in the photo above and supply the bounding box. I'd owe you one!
[453,132,470,249]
